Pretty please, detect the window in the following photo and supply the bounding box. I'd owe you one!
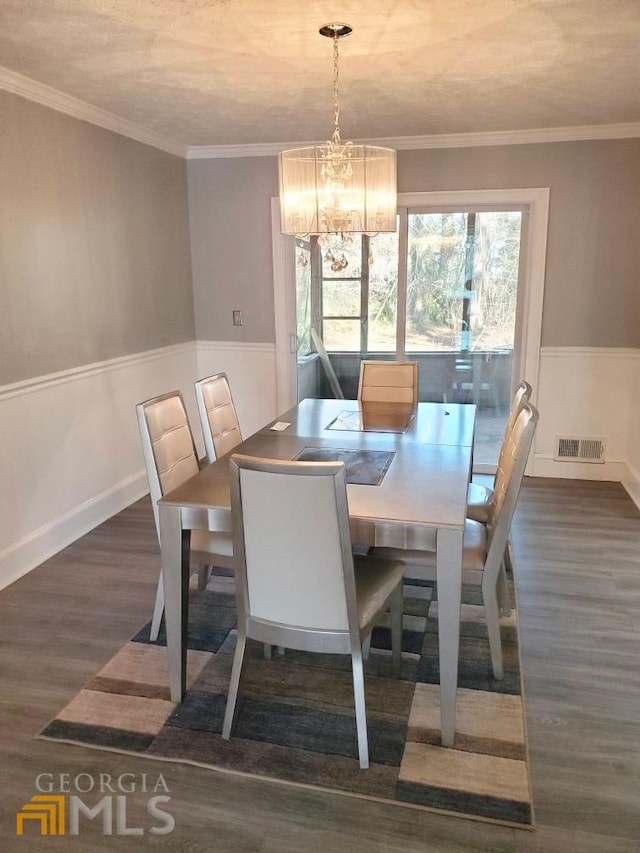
[297,209,522,358]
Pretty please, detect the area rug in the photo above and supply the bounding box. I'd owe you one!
[40,571,533,827]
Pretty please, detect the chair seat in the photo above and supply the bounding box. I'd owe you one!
[466,481,494,523]
[190,530,234,569]
[370,519,488,583]
[354,556,405,631]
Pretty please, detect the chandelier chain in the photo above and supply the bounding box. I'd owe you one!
[332,32,341,144]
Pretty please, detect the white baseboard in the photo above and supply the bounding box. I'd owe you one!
[0,472,148,592]
[531,453,627,482]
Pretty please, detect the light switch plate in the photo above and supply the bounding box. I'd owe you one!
[232,310,243,326]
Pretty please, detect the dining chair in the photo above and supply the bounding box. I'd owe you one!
[371,403,538,681]
[466,380,533,523]
[357,360,419,405]
[194,372,243,464]
[222,453,405,769]
[136,391,235,641]
[467,379,533,600]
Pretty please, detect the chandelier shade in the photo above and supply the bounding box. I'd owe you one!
[278,143,397,235]
[278,23,397,237]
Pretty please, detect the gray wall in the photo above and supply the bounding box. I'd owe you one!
[0,91,194,385]
[188,156,277,343]
[187,139,640,348]
[399,141,640,348]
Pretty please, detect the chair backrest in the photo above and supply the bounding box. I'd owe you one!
[485,403,538,578]
[493,379,533,477]
[136,391,199,537]
[229,454,358,642]
[505,379,533,437]
[194,372,243,463]
[358,360,419,405]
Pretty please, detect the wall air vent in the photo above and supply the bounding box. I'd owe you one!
[554,435,605,463]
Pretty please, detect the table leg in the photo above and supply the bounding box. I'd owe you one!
[436,526,464,747]
[159,504,190,702]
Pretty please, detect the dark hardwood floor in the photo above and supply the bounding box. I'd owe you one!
[0,478,638,851]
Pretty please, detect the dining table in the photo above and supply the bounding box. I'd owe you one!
[158,397,476,747]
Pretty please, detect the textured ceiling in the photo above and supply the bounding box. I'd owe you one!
[1,0,640,147]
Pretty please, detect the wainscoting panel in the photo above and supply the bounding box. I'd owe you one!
[0,343,198,591]
[0,340,277,591]
[3,342,637,589]
[195,341,277,440]
[533,347,639,489]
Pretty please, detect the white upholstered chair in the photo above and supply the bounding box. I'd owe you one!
[357,360,419,405]
[222,454,405,769]
[371,403,538,681]
[466,380,533,522]
[136,391,235,641]
[194,372,242,464]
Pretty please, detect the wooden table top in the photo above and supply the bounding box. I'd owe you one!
[160,400,474,535]
[263,398,476,447]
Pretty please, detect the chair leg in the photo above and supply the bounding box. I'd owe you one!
[483,586,504,680]
[196,565,209,592]
[222,632,247,739]
[390,585,403,675]
[263,643,272,660]
[150,573,165,642]
[361,632,372,661]
[350,647,369,769]
[496,563,512,618]
[503,537,514,575]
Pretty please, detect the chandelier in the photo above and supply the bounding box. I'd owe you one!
[278,23,397,237]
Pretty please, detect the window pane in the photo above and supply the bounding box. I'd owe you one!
[323,319,360,351]
[368,230,399,352]
[406,212,467,351]
[323,280,360,317]
[469,212,521,351]
[405,211,522,353]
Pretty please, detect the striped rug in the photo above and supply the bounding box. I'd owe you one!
[41,571,533,827]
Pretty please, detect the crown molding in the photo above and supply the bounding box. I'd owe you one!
[0,66,187,158]
[3,64,639,160]
[187,122,640,159]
